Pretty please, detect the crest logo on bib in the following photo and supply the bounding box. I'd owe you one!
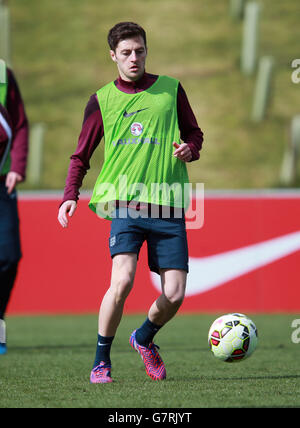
[130,122,143,136]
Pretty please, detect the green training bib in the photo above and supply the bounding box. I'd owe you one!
[89,75,190,219]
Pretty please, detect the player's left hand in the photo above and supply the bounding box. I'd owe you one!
[5,171,23,194]
[173,142,192,162]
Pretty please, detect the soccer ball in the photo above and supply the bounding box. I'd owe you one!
[208,313,258,362]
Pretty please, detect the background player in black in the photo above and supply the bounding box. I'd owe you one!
[0,67,29,354]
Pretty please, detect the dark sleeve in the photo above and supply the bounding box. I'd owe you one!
[6,68,29,178]
[62,94,104,203]
[177,83,204,161]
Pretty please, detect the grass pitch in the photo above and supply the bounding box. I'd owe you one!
[0,313,300,408]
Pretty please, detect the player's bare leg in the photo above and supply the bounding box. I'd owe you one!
[148,268,187,326]
[91,253,137,383]
[130,269,186,380]
[98,253,137,336]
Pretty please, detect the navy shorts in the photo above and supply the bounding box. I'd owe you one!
[109,208,189,274]
[0,182,22,272]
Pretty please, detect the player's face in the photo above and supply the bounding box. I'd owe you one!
[110,36,147,82]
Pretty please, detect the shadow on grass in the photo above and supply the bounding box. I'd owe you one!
[168,374,300,383]
[7,344,209,353]
[208,374,300,381]
[7,343,289,353]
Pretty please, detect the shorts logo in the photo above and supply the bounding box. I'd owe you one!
[131,122,143,137]
[109,236,116,247]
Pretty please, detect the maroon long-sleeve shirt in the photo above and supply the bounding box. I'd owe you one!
[0,68,29,179]
[62,72,204,203]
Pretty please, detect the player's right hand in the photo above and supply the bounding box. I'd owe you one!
[58,200,77,228]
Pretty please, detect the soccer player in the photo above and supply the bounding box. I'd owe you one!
[0,62,29,355]
[58,22,204,383]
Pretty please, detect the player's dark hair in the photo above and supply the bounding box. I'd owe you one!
[108,22,147,51]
